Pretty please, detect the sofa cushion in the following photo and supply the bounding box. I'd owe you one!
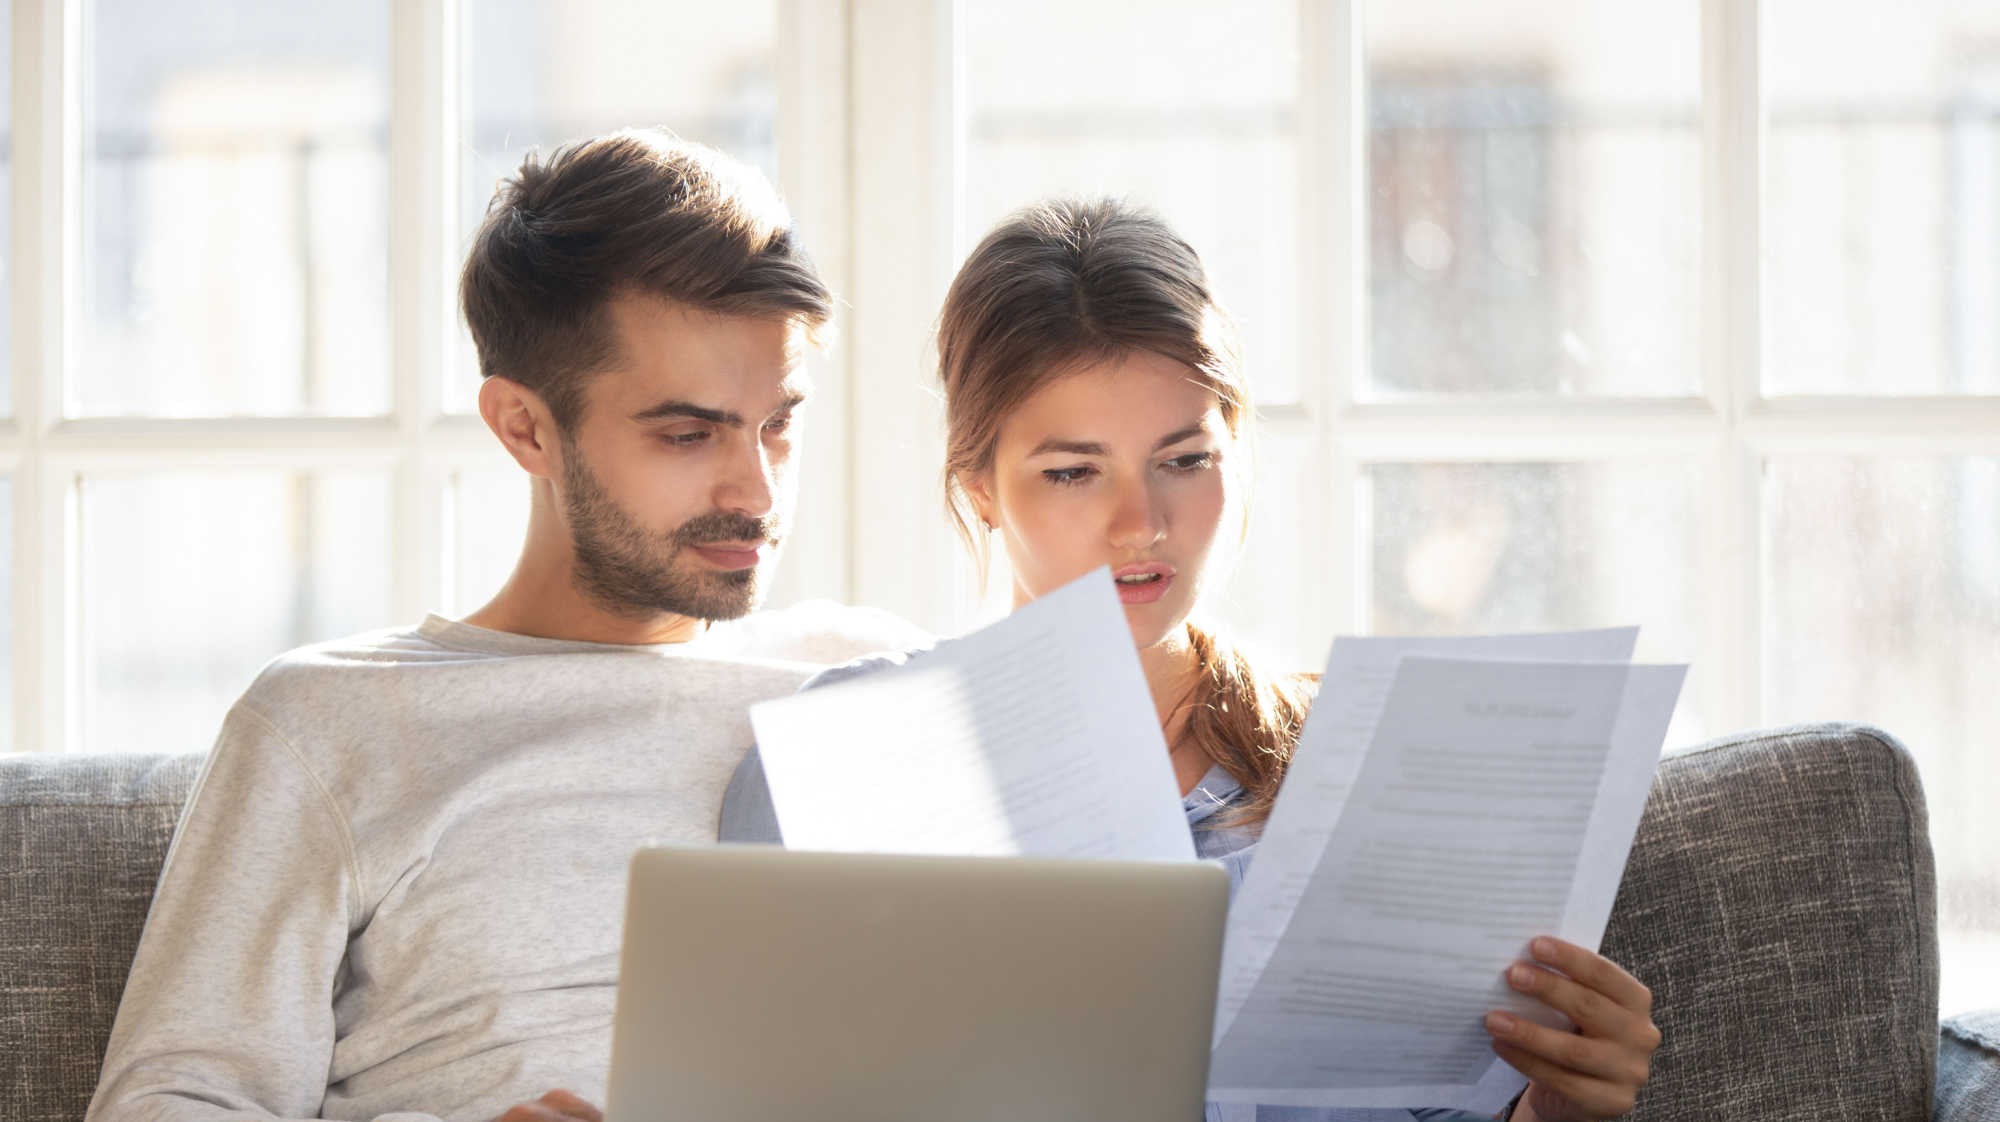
[1602,722,1937,1121]
[0,725,1943,1121]
[1,753,205,1122]
[1937,1011,2000,1120]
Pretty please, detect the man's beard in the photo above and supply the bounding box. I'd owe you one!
[560,444,784,622]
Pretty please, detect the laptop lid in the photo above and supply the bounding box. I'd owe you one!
[606,845,1229,1122]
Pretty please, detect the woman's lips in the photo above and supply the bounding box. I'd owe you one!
[691,544,764,570]
[1112,563,1175,606]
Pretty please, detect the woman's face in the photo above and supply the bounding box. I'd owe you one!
[966,349,1235,651]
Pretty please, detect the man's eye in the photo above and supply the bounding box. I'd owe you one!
[661,430,711,447]
[763,414,794,436]
[1042,466,1096,486]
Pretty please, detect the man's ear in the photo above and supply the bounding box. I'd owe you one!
[479,376,561,480]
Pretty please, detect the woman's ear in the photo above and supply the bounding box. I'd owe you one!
[960,471,999,531]
[480,376,561,481]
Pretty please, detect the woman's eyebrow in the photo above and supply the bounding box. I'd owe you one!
[1027,438,1106,457]
[1151,422,1211,451]
[1026,419,1214,458]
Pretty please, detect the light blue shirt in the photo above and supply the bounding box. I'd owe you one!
[718,649,1505,1122]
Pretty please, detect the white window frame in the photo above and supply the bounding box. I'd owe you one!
[7,0,2000,754]
[840,0,2000,749]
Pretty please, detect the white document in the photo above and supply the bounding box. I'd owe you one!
[750,567,1195,861]
[1213,628,1640,1042]
[1208,656,1684,1113]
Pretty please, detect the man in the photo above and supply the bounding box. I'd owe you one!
[87,130,922,1122]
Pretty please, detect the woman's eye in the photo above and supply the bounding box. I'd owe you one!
[1041,465,1096,486]
[1162,452,1216,473]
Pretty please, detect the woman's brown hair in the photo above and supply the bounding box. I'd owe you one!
[937,197,1313,829]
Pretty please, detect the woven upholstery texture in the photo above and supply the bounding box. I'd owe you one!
[0,726,1955,1121]
[1937,1012,2000,1120]
[1,753,204,1122]
[1601,723,1938,1121]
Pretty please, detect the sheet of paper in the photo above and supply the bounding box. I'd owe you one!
[1214,628,1640,1040]
[1208,657,1683,1113]
[750,567,1195,861]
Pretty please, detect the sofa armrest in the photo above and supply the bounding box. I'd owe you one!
[1937,1012,2000,1121]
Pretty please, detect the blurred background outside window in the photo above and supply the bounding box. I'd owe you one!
[0,0,1993,1014]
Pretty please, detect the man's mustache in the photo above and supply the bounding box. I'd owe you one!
[672,512,783,549]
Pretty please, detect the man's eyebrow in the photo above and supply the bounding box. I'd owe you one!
[630,401,743,426]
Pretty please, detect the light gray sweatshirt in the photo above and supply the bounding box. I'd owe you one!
[86,605,925,1122]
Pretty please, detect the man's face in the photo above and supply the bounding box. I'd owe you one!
[556,293,809,622]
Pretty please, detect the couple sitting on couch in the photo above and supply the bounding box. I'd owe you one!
[84,130,1660,1122]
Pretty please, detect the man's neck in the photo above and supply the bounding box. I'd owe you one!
[464,555,707,647]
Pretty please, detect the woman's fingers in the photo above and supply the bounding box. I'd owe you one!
[1526,937,1653,1015]
[1505,961,1656,1045]
[1485,1010,1647,1087]
[1489,1039,1639,1120]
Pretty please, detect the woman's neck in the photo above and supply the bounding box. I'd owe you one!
[1139,626,1212,794]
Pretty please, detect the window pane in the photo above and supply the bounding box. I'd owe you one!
[0,1,12,416]
[445,466,530,616]
[75,0,391,418]
[80,470,394,755]
[1766,2,2000,396]
[0,480,11,750]
[1764,456,2000,1015]
[1365,460,1704,744]
[1214,425,1315,672]
[452,0,781,413]
[1366,2,1700,397]
[962,0,1303,406]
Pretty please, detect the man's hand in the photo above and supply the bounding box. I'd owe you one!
[1483,936,1661,1121]
[492,1090,603,1122]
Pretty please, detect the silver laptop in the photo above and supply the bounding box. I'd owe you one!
[605,845,1230,1122]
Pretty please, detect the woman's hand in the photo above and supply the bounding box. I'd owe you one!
[492,1089,603,1122]
[1483,936,1660,1121]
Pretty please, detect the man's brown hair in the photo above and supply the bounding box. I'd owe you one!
[460,129,832,430]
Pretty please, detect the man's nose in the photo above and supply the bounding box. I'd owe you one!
[716,433,777,521]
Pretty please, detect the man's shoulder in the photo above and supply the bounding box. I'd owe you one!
[700,600,932,666]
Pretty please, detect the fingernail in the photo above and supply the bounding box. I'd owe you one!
[1509,964,1537,988]
[1532,936,1556,957]
[1486,1011,1517,1034]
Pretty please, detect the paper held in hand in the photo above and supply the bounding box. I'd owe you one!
[748,569,1685,1113]
[750,566,1196,861]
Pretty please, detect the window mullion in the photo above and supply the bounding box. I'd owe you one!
[772,0,854,609]
[13,0,79,752]
[388,0,457,625]
[846,0,962,633]
[1301,0,1362,642]
[1701,0,1763,738]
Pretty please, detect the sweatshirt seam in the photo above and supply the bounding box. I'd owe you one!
[234,703,365,928]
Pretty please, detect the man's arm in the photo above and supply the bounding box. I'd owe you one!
[85,702,402,1121]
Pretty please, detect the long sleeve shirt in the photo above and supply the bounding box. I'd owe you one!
[88,604,926,1122]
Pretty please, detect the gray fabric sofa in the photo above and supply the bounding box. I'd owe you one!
[3,723,1997,1121]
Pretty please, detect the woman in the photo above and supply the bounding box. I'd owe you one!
[722,198,1660,1122]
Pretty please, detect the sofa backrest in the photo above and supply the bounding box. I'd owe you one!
[1,753,203,1122]
[1602,722,1937,1120]
[0,725,1940,1121]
